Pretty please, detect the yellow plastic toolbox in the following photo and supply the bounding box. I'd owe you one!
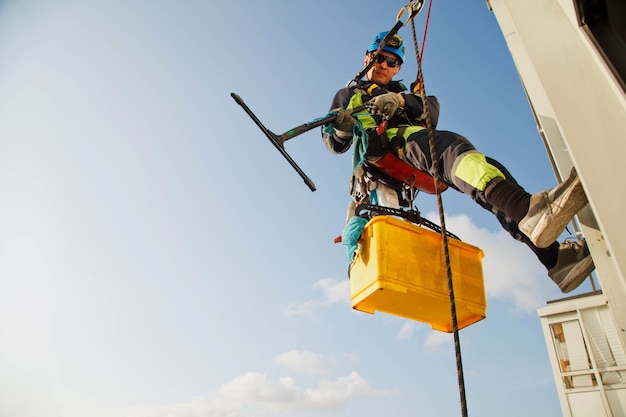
[349,215,486,332]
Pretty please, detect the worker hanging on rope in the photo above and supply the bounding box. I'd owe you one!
[321,31,595,293]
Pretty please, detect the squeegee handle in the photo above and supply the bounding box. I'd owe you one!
[278,105,366,143]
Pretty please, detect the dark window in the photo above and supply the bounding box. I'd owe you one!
[576,0,626,91]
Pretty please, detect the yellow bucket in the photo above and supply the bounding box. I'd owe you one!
[350,216,486,332]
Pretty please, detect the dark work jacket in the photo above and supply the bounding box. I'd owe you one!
[322,79,440,154]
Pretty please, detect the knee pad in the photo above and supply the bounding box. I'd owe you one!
[453,152,506,191]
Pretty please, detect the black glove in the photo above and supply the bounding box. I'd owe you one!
[333,108,356,132]
[366,92,401,119]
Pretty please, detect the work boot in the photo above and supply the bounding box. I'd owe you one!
[548,239,595,293]
[518,168,588,248]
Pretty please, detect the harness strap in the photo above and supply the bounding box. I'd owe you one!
[390,125,408,162]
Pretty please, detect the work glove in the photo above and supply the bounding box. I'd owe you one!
[333,108,356,133]
[366,92,402,119]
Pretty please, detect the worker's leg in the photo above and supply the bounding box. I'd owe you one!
[481,157,558,267]
[482,158,594,293]
[406,130,588,248]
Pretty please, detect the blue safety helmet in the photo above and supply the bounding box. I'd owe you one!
[366,31,405,64]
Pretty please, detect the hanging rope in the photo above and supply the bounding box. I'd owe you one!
[420,0,433,59]
[408,3,469,417]
[411,0,433,94]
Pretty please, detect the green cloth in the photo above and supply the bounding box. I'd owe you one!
[342,216,368,261]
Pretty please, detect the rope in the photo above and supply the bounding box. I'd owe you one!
[411,0,432,94]
[409,7,469,417]
[420,0,433,60]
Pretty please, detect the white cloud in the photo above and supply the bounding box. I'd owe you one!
[423,331,453,352]
[304,371,372,407]
[395,321,453,352]
[397,322,420,340]
[128,370,379,417]
[286,278,350,320]
[274,350,337,375]
[284,299,319,320]
[312,278,349,305]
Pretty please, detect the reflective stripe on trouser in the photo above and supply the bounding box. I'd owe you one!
[452,151,506,191]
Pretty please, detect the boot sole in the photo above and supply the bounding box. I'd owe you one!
[526,176,587,248]
[559,255,595,293]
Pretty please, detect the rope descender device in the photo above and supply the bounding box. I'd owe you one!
[398,0,426,24]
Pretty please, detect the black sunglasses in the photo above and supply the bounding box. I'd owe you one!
[371,54,401,68]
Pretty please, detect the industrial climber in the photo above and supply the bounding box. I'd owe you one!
[322,31,594,293]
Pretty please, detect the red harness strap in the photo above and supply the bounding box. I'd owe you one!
[369,153,447,195]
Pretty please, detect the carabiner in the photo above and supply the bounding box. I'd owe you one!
[397,0,425,26]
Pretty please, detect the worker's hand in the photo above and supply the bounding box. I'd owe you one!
[366,93,402,119]
[333,108,356,133]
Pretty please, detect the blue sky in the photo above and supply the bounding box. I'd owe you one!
[0,1,592,416]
